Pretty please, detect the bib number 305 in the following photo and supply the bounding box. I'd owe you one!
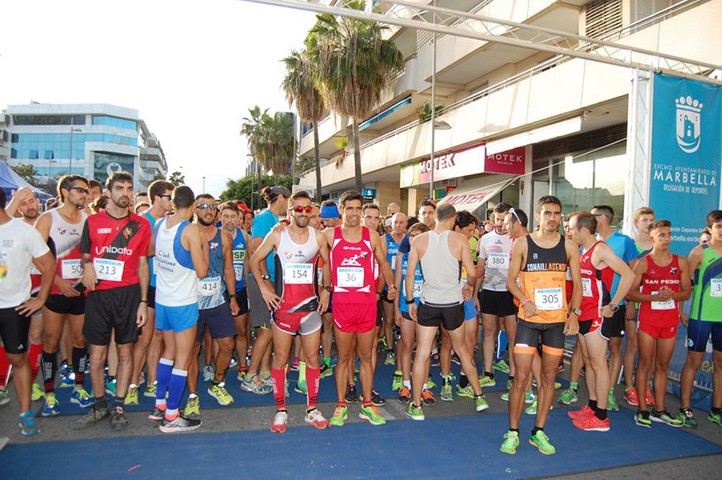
[535,287,563,311]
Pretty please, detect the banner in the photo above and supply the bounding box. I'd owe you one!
[650,73,722,411]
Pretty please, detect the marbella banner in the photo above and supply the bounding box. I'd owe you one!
[649,73,722,410]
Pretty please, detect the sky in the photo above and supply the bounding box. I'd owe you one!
[0,0,318,196]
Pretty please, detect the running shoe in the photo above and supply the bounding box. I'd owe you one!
[507,379,513,390]
[110,406,128,432]
[558,388,578,405]
[650,410,683,427]
[241,375,272,395]
[237,367,248,381]
[294,380,307,395]
[144,382,157,398]
[677,408,697,428]
[329,405,348,427]
[289,357,300,372]
[450,352,461,365]
[529,430,556,455]
[0,389,9,406]
[71,388,92,408]
[525,400,537,415]
[430,352,440,367]
[635,411,652,428]
[493,359,510,374]
[426,377,437,390]
[105,377,117,396]
[607,390,620,412]
[305,409,329,430]
[708,410,722,427]
[359,404,386,425]
[440,383,453,402]
[525,392,536,404]
[371,390,386,406]
[59,360,69,378]
[124,386,139,406]
[59,371,75,388]
[573,413,610,432]
[41,394,60,417]
[159,414,202,433]
[455,384,474,398]
[74,403,110,430]
[421,389,435,406]
[500,430,519,455]
[379,336,388,351]
[479,374,496,388]
[202,365,214,382]
[31,383,45,401]
[184,396,200,417]
[405,402,424,421]
[474,394,489,412]
[398,386,411,403]
[345,384,359,403]
[319,363,333,379]
[19,410,40,436]
[567,405,593,420]
[270,410,288,433]
[391,372,403,391]
[624,387,639,406]
[228,356,238,370]
[148,406,166,422]
[208,382,234,406]
[500,391,509,401]
[644,389,655,406]
[384,351,396,365]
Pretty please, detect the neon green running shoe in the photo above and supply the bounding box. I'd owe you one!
[559,388,578,405]
[525,391,536,404]
[329,405,348,427]
[426,378,437,390]
[708,410,722,427]
[31,383,45,401]
[440,383,453,402]
[500,391,509,401]
[500,430,520,455]
[455,384,474,398]
[677,408,697,428]
[493,359,510,374]
[529,430,556,455]
[607,390,620,412]
[208,382,234,406]
[124,386,139,406]
[391,372,403,391]
[474,394,489,412]
[525,400,537,415]
[405,402,424,421]
[479,375,496,388]
[359,404,386,425]
[184,395,200,417]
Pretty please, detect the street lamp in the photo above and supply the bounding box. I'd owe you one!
[68,120,83,175]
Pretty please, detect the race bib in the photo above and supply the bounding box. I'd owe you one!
[650,291,675,310]
[0,253,7,283]
[488,252,509,270]
[535,287,563,311]
[94,258,124,282]
[566,267,572,281]
[390,255,397,269]
[413,280,422,298]
[582,278,592,297]
[199,276,222,296]
[61,259,83,279]
[461,267,468,285]
[337,267,364,288]
[286,263,313,285]
[711,279,722,298]
[234,265,244,282]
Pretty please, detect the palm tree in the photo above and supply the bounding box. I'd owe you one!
[307,0,404,192]
[240,107,295,180]
[282,49,326,202]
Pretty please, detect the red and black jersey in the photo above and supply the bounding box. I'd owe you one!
[579,241,613,321]
[80,211,151,292]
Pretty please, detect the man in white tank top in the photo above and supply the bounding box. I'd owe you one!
[405,202,488,420]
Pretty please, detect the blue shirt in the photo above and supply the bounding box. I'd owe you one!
[604,232,640,305]
[251,209,279,281]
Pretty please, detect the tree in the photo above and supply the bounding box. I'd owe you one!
[307,0,404,192]
[240,107,296,179]
[10,163,39,186]
[219,174,292,210]
[168,170,185,186]
[282,49,326,202]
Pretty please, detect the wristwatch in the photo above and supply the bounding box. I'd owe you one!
[571,307,582,317]
[322,285,332,293]
[406,298,415,305]
[609,303,620,312]
[261,274,270,281]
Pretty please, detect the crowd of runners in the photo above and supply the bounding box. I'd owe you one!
[0,172,720,456]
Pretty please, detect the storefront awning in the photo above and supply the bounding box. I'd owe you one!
[438,176,513,213]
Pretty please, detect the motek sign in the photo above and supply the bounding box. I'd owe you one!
[400,144,525,188]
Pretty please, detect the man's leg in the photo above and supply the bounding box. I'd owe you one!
[7,352,31,414]
[680,349,704,409]
[234,312,249,373]
[88,344,109,405]
[535,349,562,429]
[623,318,638,391]
[652,337,676,413]
[130,314,153,388]
[356,328,378,405]
[509,349,533,429]
[164,325,197,420]
[482,313,498,376]
[411,325,437,407]
[270,325,293,413]
[333,328,354,404]
[115,342,134,403]
[382,299,395,363]
[447,325,482,396]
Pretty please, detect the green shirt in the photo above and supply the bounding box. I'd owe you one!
[690,245,722,322]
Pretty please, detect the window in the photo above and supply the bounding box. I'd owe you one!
[11,133,19,143]
[44,150,54,159]
[10,148,17,159]
[29,150,39,159]
[12,115,85,126]
[584,0,623,38]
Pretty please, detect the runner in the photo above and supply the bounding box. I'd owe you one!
[325,191,395,427]
[149,185,209,433]
[184,195,240,416]
[125,179,174,405]
[567,211,634,432]
[76,171,151,431]
[383,212,406,369]
[0,187,55,435]
[627,219,690,428]
[319,200,341,378]
[251,190,331,433]
[405,202,488,421]
[679,210,722,427]
[500,195,581,455]
[34,175,92,416]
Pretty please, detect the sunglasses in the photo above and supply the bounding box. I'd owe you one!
[291,205,313,213]
[509,207,521,223]
[70,186,89,194]
[160,194,172,199]
[197,204,218,211]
